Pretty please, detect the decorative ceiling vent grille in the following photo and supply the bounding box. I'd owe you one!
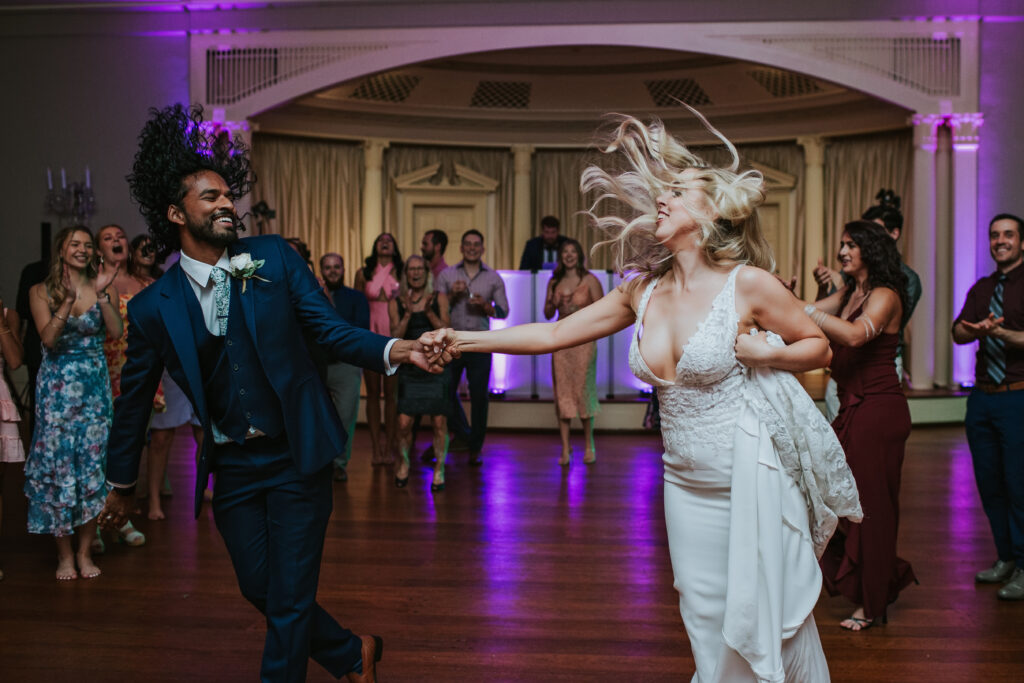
[645,78,712,107]
[750,35,961,97]
[350,73,421,102]
[205,43,390,105]
[748,68,822,98]
[470,81,531,108]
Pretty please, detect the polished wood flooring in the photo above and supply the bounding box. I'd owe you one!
[1,425,1021,682]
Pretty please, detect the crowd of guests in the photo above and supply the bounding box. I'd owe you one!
[3,192,1021,632]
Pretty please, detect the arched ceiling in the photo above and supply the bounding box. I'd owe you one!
[252,45,912,146]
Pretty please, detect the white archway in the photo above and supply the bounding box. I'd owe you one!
[192,20,981,387]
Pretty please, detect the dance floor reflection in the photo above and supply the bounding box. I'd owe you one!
[1,426,1021,681]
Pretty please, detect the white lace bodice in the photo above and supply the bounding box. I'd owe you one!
[629,266,745,473]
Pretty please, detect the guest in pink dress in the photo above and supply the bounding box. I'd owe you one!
[543,239,603,466]
[0,299,25,581]
[353,233,403,464]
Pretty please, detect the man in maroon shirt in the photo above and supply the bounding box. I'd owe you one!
[953,213,1024,600]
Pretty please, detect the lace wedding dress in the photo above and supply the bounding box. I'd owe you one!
[630,265,859,683]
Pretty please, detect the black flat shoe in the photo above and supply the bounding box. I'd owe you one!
[395,475,409,488]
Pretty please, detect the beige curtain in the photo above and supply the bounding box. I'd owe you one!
[383,145,515,269]
[534,142,806,273]
[532,148,612,269]
[251,134,364,284]
[823,130,914,266]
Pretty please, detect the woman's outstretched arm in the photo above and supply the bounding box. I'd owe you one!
[448,284,636,355]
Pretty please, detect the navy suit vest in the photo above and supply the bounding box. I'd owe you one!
[184,275,284,444]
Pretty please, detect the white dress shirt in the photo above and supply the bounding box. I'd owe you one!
[178,248,398,373]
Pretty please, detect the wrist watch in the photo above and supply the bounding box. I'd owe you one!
[110,484,136,497]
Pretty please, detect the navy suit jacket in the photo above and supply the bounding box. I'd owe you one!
[106,235,390,517]
[518,234,568,271]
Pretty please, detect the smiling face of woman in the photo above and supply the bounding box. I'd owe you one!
[837,231,865,277]
[97,225,128,265]
[559,242,581,270]
[62,230,95,272]
[654,169,714,246]
[405,257,427,289]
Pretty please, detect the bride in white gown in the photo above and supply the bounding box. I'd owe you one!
[429,113,861,682]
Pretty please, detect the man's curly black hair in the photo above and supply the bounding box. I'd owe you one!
[126,103,255,260]
[839,220,909,317]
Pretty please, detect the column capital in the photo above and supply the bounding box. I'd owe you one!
[511,144,534,174]
[363,138,389,169]
[910,114,941,151]
[796,136,824,166]
[950,112,983,150]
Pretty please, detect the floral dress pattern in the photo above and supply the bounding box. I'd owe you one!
[24,303,112,536]
[104,292,165,411]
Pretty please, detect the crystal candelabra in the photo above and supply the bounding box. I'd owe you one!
[44,167,96,226]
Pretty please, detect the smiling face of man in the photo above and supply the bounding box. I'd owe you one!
[171,170,240,250]
[990,217,1024,271]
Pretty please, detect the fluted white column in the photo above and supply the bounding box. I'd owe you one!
[362,138,389,256]
[797,136,824,301]
[951,113,983,387]
[511,145,534,268]
[934,124,953,387]
[909,115,940,389]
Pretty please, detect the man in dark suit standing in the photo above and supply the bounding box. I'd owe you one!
[518,215,567,271]
[320,252,369,482]
[97,104,445,683]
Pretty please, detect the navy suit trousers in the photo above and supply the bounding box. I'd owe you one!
[211,434,361,682]
[965,388,1024,564]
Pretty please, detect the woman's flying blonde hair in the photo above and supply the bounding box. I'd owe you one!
[581,108,773,279]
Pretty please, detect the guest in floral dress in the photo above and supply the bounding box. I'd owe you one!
[543,239,603,466]
[24,226,123,580]
[0,296,25,581]
[96,224,154,545]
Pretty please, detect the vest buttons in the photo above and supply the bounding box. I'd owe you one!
[246,412,252,419]
[239,388,246,396]
[226,340,233,346]
[233,364,239,372]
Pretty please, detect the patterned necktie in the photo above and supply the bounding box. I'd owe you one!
[209,266,230,336]
[986,273,1008,384]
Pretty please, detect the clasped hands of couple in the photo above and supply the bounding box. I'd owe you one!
[410,328,461,373]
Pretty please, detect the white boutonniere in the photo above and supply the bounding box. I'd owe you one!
[228,253,270,293]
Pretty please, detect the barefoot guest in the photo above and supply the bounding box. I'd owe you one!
[24,226,123,580]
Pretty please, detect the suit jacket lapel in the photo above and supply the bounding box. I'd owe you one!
[228,242,260,350]
[159,265,208,420]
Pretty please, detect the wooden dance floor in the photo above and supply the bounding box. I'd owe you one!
[1,425,1022,682]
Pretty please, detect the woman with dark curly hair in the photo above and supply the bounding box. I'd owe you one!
[805,219,917,631]
[353,233,403,464]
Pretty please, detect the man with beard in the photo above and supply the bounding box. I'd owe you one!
[954,213,1024,602]
[96,104,447,682]
[420,229,448,279]
[319,252,369,482]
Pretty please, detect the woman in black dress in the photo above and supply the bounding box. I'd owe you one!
[389,255,451,491]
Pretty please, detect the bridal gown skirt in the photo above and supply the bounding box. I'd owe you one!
[663,463,830,683]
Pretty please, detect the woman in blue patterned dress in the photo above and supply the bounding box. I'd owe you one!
[24,226,123,580]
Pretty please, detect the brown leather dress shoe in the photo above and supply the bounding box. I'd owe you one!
[346,635,383,683]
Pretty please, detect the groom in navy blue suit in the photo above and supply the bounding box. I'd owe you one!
[98,105,444,683]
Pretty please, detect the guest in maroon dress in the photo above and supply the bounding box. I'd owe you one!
[805,220,916,630]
